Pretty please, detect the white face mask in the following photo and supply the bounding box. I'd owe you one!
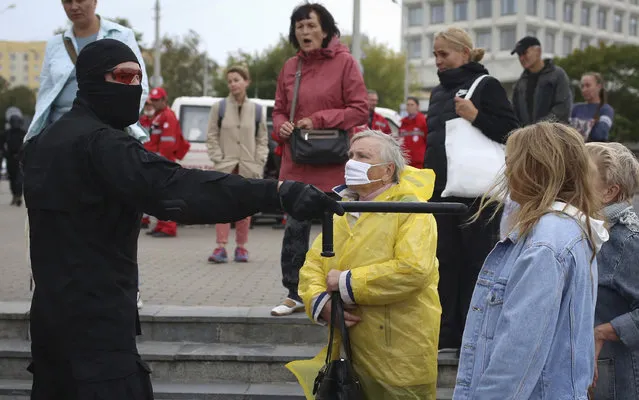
[143,110,155,117]
[345,159,388,186]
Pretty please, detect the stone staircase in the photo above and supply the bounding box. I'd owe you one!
[0,302,458,399]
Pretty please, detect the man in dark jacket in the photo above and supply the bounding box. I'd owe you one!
[511,36,572,126]
[4,114,26,206]
[22,38,343,400]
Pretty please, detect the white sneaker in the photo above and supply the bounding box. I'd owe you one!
[137,292,143,309]
[271,298,304,316]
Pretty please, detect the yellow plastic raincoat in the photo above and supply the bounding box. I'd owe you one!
[287,166,441,400]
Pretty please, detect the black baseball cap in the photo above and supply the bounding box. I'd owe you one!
[511,36,541,55]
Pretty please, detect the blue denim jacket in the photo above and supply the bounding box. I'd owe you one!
[454,202,609,400]
[593,204,639,400]
[26,17,149,143]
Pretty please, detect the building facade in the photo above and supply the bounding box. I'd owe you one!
[401,0,639,91]
[0,41,47,90]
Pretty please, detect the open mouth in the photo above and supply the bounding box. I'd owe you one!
[302,39,312,45]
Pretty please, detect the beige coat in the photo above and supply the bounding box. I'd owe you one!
[206,95,268,178]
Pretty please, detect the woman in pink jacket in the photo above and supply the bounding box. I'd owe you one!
[270,2,368,316]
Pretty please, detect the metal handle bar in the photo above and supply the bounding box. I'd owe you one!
[321,202,469,257]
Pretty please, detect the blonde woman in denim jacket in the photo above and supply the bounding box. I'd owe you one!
[453,122,609,400]
[587,142,639,400]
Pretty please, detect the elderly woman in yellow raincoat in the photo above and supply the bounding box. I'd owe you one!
[287,130,441,399]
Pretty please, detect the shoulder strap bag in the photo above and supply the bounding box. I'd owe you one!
[62,35,78,65]
[441,74,506,198]
[289,58,349,165]
[312,292,364,399]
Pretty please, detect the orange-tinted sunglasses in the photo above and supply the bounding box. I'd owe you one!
[108,67,143,85]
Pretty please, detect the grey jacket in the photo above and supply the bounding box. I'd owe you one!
[594,205,639,400]
[512,59,572,126]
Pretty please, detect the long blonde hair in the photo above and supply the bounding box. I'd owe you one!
[435,27,485,63]
[474,122,601,249]
[586,142,639,203]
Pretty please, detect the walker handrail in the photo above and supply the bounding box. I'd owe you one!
[321,201,469,257]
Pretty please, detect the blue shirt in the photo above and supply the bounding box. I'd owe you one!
[49,33,98,124]
[453,202,609,400]
[570,102,614,142]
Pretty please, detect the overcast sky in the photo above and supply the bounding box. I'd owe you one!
[1,0,402,63]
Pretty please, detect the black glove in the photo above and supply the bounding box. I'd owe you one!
[279,181,345,221]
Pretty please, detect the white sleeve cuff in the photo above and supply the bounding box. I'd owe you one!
[339,270,356,305]
[311,292,330,326]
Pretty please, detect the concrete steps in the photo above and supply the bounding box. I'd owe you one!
[0,302,459,399]
[0,379,455,399]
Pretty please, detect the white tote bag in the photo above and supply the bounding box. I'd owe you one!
[442,75,506,198]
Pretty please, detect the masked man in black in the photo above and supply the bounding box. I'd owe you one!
[22,39,343,400]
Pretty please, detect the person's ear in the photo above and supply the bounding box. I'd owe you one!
[603,184,621,204]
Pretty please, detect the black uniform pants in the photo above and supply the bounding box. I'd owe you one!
[29,356,154,400]
[432,193,501,349]
[6,153,23,197]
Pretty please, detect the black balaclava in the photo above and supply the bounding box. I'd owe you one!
[76,38,142,129]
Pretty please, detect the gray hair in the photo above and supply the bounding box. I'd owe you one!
[586,142,639,202]
[351,130,407,183]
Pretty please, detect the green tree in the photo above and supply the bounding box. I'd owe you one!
[214,36,297,99]
[555,43,639,141]
[145,30,219,104]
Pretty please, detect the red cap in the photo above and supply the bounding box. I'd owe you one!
[149,87,167,100]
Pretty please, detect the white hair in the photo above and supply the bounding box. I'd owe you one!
[351,130,407,183]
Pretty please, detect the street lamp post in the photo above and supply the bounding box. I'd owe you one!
[152,0,163,88]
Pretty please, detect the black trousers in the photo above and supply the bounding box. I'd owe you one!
[432,193,501,349]
[6,153,23,197]
[279,192,339,301]
[280,216,312,302]
[29,356,153,400]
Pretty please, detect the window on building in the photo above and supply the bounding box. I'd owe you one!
[10,64,15,71]
[477,0,492,19]
[431,3,445,24]
[580,37,591,49]
[407,6,423,27]
[9,53,16,61]
[0,65,2,71]
[408,37,422,59]
[581,5,591,26]
[10,76,15,82]
[598,9,607,30]
[23,53,28,61]
[500,27,517,50]
[527,0,537,16]
[631,16,638,36]
[454,1,468,21]
[563,2,574,22]
[23,76,28,82]
[562,35,573,55]
[23,65,28,71]
[33,52,39,60]
[546,0,556,19]
[476,30,492,51]
[501,0,516,15]
[545,31,556,53]
[614,12,623,33]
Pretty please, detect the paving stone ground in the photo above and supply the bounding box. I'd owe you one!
[0,180,320,307]
[2,180,638,307]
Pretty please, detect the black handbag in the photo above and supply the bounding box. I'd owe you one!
[313,292,364,400]
[289,59,349,165]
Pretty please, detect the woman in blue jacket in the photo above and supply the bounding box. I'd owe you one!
[570,72,614,142]
[454,122,609,399]
[587,142,639,400]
